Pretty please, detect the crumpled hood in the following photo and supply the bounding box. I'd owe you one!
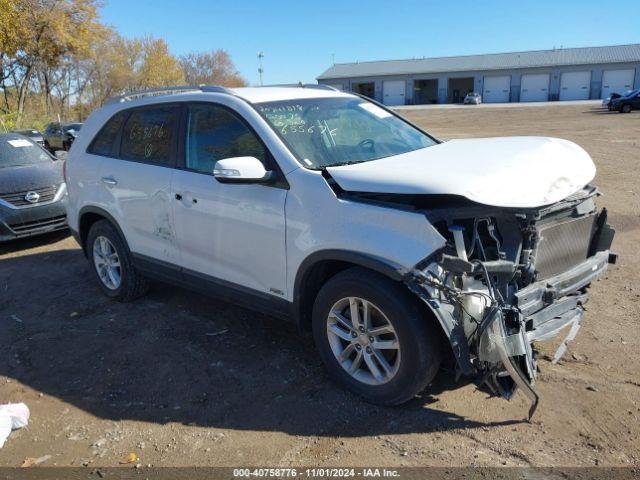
[326,137,596,208]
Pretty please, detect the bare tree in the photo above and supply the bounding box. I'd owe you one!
[180,50,247,87]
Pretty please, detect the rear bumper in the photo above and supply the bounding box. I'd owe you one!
[0,198,68,241]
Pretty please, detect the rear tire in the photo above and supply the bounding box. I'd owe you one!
[622,104,632,113]
[86,220,149,302]
[312,267,442,406]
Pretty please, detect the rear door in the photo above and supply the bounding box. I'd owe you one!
[171,102,287,297]
[99,103,181,265]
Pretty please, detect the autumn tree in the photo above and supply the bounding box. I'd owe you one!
[138,37,185,88]
[4,0,102,115]
[1,1,245,123]
[180,50,246,87]
[0,0,27,111]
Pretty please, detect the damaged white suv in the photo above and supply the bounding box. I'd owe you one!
[65,85,616,417]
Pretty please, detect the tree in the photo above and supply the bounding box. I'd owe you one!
[1,1,246,121]
[8,0,102,115]
[0,0,28,111]
[138,37,185,88]
[180,50,246,87]
[81,32,141,108]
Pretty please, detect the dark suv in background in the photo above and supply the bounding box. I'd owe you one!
[43,122,83,152]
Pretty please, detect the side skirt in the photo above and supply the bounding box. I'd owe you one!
[131,253,293,322]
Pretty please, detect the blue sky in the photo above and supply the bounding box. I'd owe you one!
[100,0,638,86]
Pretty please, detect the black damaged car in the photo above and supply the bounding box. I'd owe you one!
[0,133,68,241]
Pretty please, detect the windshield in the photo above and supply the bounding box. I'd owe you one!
[255,97,436,168]
[0,136,52,168]
[64,123,82,132]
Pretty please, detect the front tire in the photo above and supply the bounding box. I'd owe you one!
[312,267,441,406]
[86,220,149,302]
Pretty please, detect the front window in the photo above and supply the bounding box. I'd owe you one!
[186,104,266,174]
[0,137,52,168]
[256,97,436,169]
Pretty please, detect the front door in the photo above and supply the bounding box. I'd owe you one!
[171,103,287,298]
[100,103,181,265]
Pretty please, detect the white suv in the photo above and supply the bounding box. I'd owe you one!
[66,85,615,416]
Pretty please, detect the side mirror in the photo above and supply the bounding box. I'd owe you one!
[213,156,274,184]
[54,150,68,161]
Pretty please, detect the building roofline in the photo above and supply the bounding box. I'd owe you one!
[317,43,640,80]
[328,42,640,67]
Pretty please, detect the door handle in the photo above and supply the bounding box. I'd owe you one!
[175,193,182,200]
[101,176,117,186]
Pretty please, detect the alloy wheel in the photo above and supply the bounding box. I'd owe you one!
[92,236,122,290]
[326,297,401,385]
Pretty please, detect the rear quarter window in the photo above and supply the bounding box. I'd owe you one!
[87,111,128,157]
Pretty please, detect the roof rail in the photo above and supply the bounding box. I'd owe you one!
[298,83,340,92]
[105,85,235,105]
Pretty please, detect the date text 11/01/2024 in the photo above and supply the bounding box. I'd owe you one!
[232,468,400,477]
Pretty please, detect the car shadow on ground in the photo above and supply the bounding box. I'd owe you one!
[0,249,522,438]
[0,229,70,255]
[583,107,634,115]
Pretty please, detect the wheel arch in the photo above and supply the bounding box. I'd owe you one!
[292,250,405,332]
[78,206,127,257]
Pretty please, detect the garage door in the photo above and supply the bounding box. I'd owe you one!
[601,69,635,99]
[383,80,406,106]
[559,71,591,101]
[520,74,549,102]
[483,75,511,103]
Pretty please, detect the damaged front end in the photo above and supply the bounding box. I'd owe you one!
[400,186,616,420]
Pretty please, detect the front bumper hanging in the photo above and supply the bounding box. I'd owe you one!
[408,248,614,421]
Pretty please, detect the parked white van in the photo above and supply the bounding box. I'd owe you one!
[65,85,615,417]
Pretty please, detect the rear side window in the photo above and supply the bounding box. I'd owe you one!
[120,105,178,166]
[87,111,127,156]
[186,104,266,174]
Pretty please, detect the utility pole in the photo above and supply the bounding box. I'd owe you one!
[257,52,265,86]
[331,53,335,65]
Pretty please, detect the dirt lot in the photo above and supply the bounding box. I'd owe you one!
[0,103,638,468]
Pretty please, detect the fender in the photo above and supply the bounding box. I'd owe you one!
[292,249,405,330]
[77,205,127,256]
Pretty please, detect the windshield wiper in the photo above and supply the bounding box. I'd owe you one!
[324,160,367,168]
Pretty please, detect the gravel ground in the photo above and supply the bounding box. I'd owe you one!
[0,103,638,469]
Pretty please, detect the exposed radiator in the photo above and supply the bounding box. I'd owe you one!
[534,213,596,279]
